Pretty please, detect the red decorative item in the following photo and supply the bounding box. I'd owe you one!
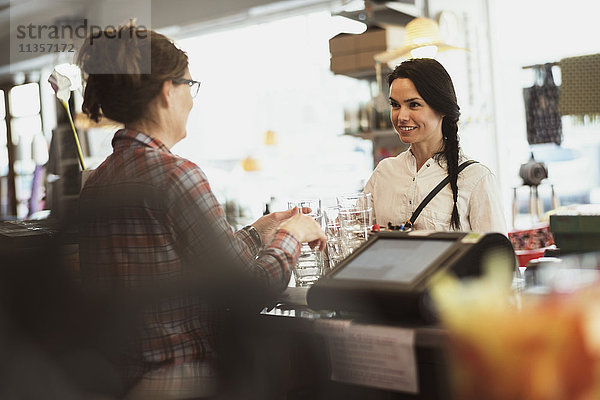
[515,248,548,267]
[509,223,555,266]
[508,223,554,251]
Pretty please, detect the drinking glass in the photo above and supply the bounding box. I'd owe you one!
[323,205,346,270]
[287,199,325,287]
[337,193,373,254]
[336,192,372,211]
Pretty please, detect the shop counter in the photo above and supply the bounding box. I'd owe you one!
[255,287,452,400]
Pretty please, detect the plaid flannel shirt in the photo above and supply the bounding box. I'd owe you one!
[78,129,299,386]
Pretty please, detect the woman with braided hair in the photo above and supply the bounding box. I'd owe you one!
[364,58,506,234]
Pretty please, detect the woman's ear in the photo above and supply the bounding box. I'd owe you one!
[159,80,173,108]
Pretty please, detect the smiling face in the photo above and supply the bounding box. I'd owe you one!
[389,78,444,148]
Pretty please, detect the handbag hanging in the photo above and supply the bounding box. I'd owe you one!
[522,64,562,145]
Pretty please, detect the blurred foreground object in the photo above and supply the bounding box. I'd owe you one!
[430,255,600,400]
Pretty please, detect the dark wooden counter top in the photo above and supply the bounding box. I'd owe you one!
[252,287,453,400]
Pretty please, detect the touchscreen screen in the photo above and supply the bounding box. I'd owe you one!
[332,237,454,284]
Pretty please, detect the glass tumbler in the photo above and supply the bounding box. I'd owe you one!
[287,199,325,287]
[323,205,346,270]
[337,193,373,255]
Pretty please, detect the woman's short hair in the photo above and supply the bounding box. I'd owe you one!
[77,25,188,124]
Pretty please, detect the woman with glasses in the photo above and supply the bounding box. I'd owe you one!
[364,58,506,234]
[76,25,326,397]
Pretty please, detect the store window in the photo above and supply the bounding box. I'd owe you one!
[490,0,600,229]
[174,11,373,224]
[8,82,42,218]
[0,90,8,217]
[0,120,7,174]
[9,83,41,116]
[0,91,7,168]
[0,91,4,119]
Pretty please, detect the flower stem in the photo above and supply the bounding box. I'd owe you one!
[61,100,86,170]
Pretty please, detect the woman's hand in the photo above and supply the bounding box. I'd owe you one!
[278,213,327,251]
[251,207,301,245]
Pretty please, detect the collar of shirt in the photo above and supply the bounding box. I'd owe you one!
[407,146,467,170]
[111,129,172,154]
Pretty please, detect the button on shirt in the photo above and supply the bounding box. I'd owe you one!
[364,149,507,234]
[78,129,300,385]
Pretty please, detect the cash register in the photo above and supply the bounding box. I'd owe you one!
[307,231,515,322]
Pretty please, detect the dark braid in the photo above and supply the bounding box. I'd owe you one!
[441,117,461,229]
[389,58,462,230]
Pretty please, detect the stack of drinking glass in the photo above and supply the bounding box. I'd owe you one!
[336,192,373,257]
[288,193,373,287]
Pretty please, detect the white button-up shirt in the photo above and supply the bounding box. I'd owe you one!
[364,149,507,234]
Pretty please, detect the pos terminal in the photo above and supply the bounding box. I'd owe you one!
[307,231,515,322]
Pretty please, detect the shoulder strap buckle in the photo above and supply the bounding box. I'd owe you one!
[401,220,412,232]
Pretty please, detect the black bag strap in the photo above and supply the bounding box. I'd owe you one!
[403,160,479,230]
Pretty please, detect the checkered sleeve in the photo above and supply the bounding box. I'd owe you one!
[166,161,297,290]
[234,229,260,257]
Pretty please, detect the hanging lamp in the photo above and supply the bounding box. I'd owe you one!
[374,17,466,63]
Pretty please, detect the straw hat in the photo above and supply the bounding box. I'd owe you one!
[375,17,466,63]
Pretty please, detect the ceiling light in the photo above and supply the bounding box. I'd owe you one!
[375,17,466,63]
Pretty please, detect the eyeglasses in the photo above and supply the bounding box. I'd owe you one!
[172,78,201,98]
